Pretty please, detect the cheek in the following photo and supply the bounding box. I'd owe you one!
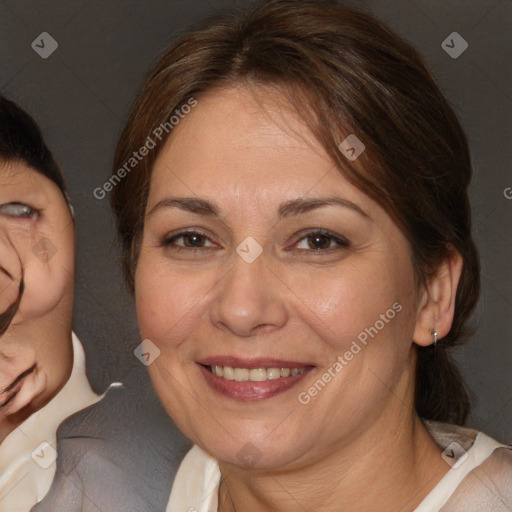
[283,259,408,352]
[135,253,213,343]
[20,236,74,319]
[0,220,74,321]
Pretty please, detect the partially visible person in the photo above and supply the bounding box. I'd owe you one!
[0,96,188,512]
[0,95,103,511]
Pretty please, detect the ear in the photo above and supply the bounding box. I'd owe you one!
[413,249,463,347]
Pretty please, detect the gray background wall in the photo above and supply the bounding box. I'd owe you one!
[0,0,510,443]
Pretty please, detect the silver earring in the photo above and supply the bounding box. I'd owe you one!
[431,329,438,347]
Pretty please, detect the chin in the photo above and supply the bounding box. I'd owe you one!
[189,420,309,471]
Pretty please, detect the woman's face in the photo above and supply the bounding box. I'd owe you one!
[136,86,423,470]
[0,160,74,423]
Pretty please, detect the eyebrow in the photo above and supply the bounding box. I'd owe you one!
[278,197,370,219]
[147,197,220,218]
[147,196,369,220]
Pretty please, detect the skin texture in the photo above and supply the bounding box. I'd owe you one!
[0,160,74,443]
[136,85,464,512]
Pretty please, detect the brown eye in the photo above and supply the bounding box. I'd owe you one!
[308,234,332,250]
[182,233,207,247]
[295,230,349,251]
[162,230,216,250]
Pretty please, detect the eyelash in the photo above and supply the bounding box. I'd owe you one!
[161,230,216,252]
[0,203,40,219]
[161,229,349,253]
[291,228,350,252]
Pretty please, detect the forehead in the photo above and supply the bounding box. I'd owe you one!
[0,159,53,187]
[150,86,353,200]
[0,159,67,212]
[0,159,40,182]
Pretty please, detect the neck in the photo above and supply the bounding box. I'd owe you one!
[218,385,449,512]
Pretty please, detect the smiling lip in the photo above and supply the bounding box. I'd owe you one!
[0,364,36,408]
[197,357,314,401]
[198,356,311,369]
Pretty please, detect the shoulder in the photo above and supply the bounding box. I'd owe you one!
[420,420,512,511]
[442,445,512,511]
[424,419,512,511]
[36,382,191,512]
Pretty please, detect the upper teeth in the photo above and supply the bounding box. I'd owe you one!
[210,366,305,382]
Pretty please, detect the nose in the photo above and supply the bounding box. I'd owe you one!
[0,226,23,336]
[210,250,288,337]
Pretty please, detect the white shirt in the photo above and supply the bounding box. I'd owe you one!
[0,333,108,512]
[167,421,512,511]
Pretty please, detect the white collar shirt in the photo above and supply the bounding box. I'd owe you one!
[0,333,106,512]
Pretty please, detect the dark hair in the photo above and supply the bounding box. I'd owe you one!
[111,0,479,425]
[0,96,72,332]
[0,96,68,198]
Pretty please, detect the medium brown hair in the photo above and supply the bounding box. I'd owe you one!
[111,0,479,424]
